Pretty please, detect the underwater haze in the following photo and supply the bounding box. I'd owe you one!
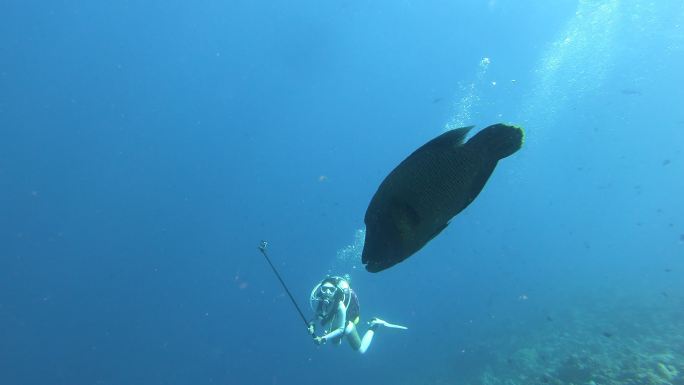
[1,0,684,384]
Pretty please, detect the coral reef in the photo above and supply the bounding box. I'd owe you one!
[400,295,684,385]
[471,298,684,385]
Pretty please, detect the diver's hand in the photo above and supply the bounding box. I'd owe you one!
[307,324,315,336]
[313,336,326,345]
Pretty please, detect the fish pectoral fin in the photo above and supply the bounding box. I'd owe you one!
[401,202,421,226]
[391,201,421,239]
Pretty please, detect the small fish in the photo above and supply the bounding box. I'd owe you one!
[602,332,613,338]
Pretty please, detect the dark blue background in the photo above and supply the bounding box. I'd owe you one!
[1,1,683,384]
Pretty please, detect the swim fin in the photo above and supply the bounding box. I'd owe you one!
[369,317,408,330]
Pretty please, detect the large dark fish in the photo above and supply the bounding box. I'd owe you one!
[362,123,524,272]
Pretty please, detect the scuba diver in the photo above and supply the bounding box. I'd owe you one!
[307,275,407,353]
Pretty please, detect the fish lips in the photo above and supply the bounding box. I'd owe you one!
[363,258,388,273]
[361,231,405,273]
[362,254,393,273]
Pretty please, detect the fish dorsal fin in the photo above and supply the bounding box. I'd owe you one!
[414,126,473,153]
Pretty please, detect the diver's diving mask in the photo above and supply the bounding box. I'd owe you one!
[310,281,338,317]
[319,283,337,297]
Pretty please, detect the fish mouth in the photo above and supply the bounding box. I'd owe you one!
[362,243,388,273]
[362,237,401,273]
[364,262,385,273]
[363,252,396,272]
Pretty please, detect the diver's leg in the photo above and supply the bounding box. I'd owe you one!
[357,324,378,354]
[345,321,378,354]
[330,310,347,345]
[345,321,362,350]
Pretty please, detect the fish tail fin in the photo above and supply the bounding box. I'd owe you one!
[466,123,524,160]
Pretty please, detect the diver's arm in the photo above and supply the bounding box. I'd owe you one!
[318,302,347,343]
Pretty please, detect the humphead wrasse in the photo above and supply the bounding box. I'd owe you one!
[362,124,524,273]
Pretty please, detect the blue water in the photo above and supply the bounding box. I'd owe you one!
[2,1,683,384]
